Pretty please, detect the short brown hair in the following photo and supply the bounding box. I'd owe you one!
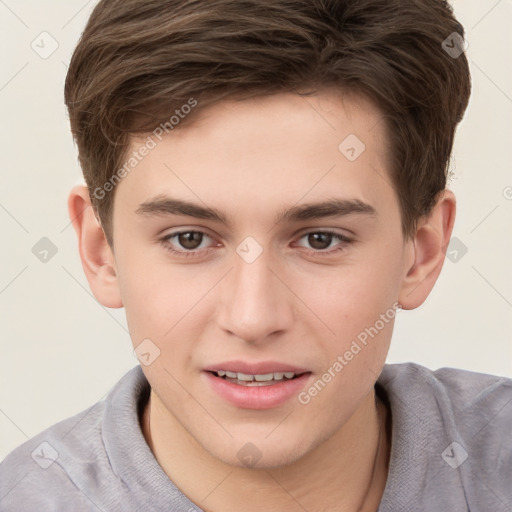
[65,0,471,245]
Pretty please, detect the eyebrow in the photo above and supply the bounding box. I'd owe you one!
[135,195,377,228]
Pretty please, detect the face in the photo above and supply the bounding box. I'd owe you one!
[110,90,413,468]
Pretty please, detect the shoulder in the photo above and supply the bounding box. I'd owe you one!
[0,366,147,512]
[0,399,105,511]
[379,362,512,429]
[378,362,512,509]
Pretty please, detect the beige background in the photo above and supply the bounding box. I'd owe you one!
[1,0,511,460]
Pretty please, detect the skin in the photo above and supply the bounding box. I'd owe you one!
[68,90,456,511]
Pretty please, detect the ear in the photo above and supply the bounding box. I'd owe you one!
[67,184,123,308]
[398,189,456,310]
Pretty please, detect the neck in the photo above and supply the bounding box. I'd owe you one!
[142,389,390,512]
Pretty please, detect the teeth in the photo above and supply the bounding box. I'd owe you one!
[215,370,297,381]
[237,372,254,381]
[254,373,275,382]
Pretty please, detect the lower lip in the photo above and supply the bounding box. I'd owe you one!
[203,371,312,409]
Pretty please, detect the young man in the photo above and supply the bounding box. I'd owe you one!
[1,0,510,510]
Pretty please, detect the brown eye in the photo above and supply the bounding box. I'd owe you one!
[294,230,353,255]
[177,231,204,249]
[307,232,333,250]
[161,230,219,259]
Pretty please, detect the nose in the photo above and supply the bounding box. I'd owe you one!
[216,246,295,344]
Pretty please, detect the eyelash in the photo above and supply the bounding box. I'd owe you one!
[160,230,353,259]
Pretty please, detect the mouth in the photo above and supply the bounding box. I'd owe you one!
[203,361,312,408]
[208,370,307,387]
[203,363,312,409]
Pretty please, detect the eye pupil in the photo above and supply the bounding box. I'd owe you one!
[179,232,202,249]
[308,233,332,250]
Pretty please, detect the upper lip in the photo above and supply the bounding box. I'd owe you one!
[203,360,310,375]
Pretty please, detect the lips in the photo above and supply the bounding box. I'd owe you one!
[202,360,312,409]
[203,360,309,376]
[204,361,310,386]
[214,370,299,386]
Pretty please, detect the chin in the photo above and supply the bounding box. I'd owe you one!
[204,431,317,470]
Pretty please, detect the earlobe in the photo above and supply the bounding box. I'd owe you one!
[67,184,123,308]
[398,189,456,310]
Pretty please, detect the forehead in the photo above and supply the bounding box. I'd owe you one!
[114,90,396,229]
[165,89,389,160]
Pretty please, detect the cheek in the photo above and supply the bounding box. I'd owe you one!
[296,254,401,339]
[291,250,402,402]
[296,263,399,418]
[116,251,218,358]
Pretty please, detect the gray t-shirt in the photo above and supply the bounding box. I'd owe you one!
[1,363,511,511]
